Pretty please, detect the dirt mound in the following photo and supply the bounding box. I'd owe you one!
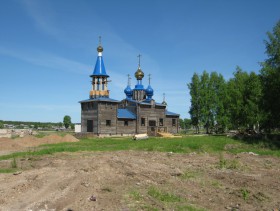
[0,134,79,152]
[0,138,22,151]
[157,132,182,138]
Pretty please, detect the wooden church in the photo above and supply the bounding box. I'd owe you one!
[79,40,179,136]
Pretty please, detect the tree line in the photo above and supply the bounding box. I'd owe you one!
[188,20,280,134]
[0,115,73,130]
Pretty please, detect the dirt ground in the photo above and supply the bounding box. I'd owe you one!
[0,134,79,156]
[0,143,280,211]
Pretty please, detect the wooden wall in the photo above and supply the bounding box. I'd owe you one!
[117,119,136,135]
[81,102,98,133]
[137,104,166,134]
[165,116,179,134]
[81,100,179,135]
[98,102,118,135]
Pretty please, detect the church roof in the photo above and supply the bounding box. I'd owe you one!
[79,97,119,103]
[117,109,136,119]
[91,55,109,77]
[166,110,180,116]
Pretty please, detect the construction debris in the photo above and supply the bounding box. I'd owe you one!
[133,134,149,140]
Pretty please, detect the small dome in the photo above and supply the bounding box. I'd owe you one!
[162,100,167,106]
[146,85,154,97]
[97,45,103,52]
[135,67,144,80]
[124,85,133,98]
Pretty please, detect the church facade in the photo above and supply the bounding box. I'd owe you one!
[79,41,179,136]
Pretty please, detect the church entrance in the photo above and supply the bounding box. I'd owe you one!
[87,120,93,132]
[149,120,156,126]
[147,120,157,136]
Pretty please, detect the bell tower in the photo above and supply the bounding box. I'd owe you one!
[89,36,110,99]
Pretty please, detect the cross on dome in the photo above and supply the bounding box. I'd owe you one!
[137,54,141,67]
[148,74,151,85]
[127,74,131,86]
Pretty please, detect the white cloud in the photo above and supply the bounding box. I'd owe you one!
[0,46,91,75]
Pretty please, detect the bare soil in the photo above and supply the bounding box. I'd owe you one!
[0,145,280,211]
[0,134,79,156]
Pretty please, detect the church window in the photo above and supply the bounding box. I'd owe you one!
[124,120,128,126]
[159,118,163,126]
[141,118,145,126]
[106,120,111,126]
[172,119,176,126]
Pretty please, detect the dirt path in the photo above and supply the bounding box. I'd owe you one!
[0,151,279,211]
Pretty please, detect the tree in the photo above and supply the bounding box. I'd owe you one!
[227,67,263,130]
[209,72,229,133]
[188,73,201,133]
[199,71,212,133]
[179,118,192,131]
[260,20,280,130]
[63,115,72,129]
[227,67,248,129]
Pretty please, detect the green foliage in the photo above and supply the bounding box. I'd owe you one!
[260,20,280,130]
[188,71,228,133]
[227,68,263,130]
[63,115,72,129]
[179,118,192,130]
[0,121,3,129]
[187,21,280,133]
[188,73,201,133]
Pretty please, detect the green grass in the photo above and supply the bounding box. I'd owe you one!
[176,205,206,211]
[241,188,250,201]
[0,168,18,173]
[148,187,182,202]
[0,135,279,161]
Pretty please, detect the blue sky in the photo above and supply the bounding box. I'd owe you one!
[0,0,279,123]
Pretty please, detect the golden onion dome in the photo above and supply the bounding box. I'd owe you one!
[97,45,103,52]
[135,67,144,80]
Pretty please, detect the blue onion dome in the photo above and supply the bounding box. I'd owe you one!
[146,85,154,98]
[124,85,133,98]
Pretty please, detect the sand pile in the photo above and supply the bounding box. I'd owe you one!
[0,134,79,152]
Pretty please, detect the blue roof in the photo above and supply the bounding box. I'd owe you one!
[91,56,109,77]
[117,109,136,119]
[166,110,180,116]
[79,97,119,103]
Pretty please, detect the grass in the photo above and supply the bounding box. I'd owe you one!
[0,135,280,162]
[0,168,18,173]
[181,170,202,180]
[218,153,242,170]
[147,187,182,202]
[241,188,250,201]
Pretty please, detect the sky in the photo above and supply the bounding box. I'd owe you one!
[0,0,279,123]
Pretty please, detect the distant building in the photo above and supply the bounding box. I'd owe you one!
[79,39,179,136]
